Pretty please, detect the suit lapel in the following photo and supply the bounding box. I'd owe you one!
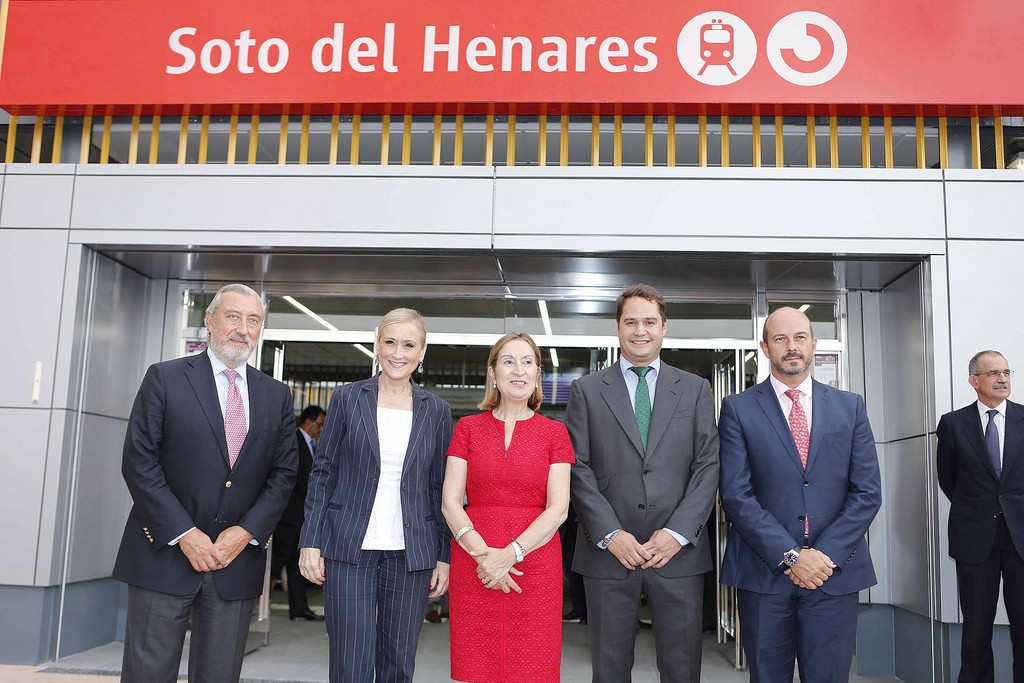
[600,367,646,458]
[645,366,682,459]
[185,352,230,465]
[755,380,805,472]
[806,380,831,472]
[361,378,383,469]
[402,383,430,481]
[999,401,1024,480]
[965,406,1000,481]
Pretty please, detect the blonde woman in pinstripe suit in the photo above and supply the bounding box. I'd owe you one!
[299,308,453,683]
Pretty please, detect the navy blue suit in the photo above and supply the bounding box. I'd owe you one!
[113,350,298,683]
[114,351,298,600]
[938,400,1024,683]
[719,378,881,682]
[300,377,452,683]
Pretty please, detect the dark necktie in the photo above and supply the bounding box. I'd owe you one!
[630,366,652,450]
[986,408,1002,477]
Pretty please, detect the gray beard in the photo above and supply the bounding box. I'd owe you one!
[209,336,254,368]
[773,357,810,377]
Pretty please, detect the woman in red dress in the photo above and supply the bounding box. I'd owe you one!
[442,332,575,683]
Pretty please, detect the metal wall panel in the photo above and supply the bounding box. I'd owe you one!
[0,167,74,229]
[0,408,52,584]
[0,229,70,409]
[944,170,1024,240]
[886,436,932,616]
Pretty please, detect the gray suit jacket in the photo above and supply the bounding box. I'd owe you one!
[567,362,720,579]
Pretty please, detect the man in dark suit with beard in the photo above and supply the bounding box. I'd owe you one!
[113,283,298,683]
[939,350,1024,683]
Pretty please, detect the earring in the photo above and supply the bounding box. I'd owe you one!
[418,360,424,373]
[493,382,497,388]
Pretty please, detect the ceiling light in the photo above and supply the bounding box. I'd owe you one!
[549,348,560,368]
[282,295,338,331]
[538,300,553,336]
[353,343,375,359]
[744,351,755,362]
[798,304,811,313]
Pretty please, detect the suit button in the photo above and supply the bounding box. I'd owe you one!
[401,485,408,491]
[798,515,805,521]
[404,522,411,528]
[803,481,810,487]
[225,481,232,488]
[638,504,646,510]
[643,470,651,475]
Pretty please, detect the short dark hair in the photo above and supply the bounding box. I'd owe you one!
[969,350,1004,375]
[299,405,325,425]
[615,284,666,323]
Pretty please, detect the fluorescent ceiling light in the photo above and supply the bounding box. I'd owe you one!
[549,348,560,368]
[353,343,375,359]
[797,304,811,313]
[282,295,338,331]
[744,351,755,362]
[538,300,553,336]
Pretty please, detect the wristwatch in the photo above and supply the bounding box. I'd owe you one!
[782,546,802,567]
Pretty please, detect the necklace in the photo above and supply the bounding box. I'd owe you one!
[494,406,533,422]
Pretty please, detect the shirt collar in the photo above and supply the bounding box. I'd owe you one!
[207,348,248,384]
[298,427,315,448]
[769,373,813,400]
[620,355,661,378]
[977,399,1006,419]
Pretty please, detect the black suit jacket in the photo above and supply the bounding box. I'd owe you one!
[938,399,1024,562]
[300,377,453,572]
[278,429,314,528]
[112,351,298,600]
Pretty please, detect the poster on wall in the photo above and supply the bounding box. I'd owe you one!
[814,353,839,388]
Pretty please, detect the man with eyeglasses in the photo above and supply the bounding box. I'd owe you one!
[938,350,1024,683]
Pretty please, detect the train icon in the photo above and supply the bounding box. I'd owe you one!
[698,19,736,76]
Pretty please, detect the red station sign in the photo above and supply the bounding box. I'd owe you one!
[0,0,1020,116]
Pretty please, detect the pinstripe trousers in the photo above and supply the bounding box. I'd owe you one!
[324,552,433,683]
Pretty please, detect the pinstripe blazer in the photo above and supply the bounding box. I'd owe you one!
[299,377,453,571]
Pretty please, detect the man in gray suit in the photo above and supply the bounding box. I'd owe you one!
[567,283,720,683]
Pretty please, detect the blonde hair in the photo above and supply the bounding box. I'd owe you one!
[478,333,544,411]
[375,308,428,369]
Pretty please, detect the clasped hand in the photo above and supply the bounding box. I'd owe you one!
[608,529,683,571]
[784,548,835,590]
[179,526,253,573]
[470,546,523,594]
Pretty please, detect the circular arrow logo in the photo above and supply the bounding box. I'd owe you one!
[677,12,757,86]
[767,11,847,86]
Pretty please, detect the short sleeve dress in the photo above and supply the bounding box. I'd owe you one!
[447,411,576,683]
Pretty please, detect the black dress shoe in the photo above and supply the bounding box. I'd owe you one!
[290,610,325,621]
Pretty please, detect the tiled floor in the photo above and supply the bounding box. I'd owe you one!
[8,588,900,682]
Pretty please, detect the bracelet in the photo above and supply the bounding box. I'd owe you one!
[510,539,526,563]
[454,525,474,544]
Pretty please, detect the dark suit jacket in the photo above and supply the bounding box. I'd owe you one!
[567,362,720,579]
[112,351,299,601]
[299,377,453,571]
[719,378,881,595]
[937,399,1024,562]
[278,429,314,528]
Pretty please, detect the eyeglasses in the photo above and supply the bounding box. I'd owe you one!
[972,370,1014,379]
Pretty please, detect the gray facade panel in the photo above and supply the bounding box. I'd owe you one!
[0,584,56,664]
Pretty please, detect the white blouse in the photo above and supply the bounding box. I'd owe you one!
[361,407,413,550]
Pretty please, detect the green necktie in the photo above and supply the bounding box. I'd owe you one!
[630,366,652,450]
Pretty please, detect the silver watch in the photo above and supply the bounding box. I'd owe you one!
[782,547,802,567]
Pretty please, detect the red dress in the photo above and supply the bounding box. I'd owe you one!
[447,411,576,683]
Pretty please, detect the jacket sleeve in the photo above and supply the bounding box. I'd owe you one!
[718,395,797,568]
[237,382,299,545]
[120,363,196,548]
[567,378,621,544]
[936,414,957,501]
[812,395,882,567]
[433,400,454,563]
[664,378,720,544]
[299,384,348,550]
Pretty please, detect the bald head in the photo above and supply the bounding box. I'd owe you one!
[760,307,817,387]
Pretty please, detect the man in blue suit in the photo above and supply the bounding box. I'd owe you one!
[113,284,298,683]
[719,306,882,683]
[938,350,1024,683]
